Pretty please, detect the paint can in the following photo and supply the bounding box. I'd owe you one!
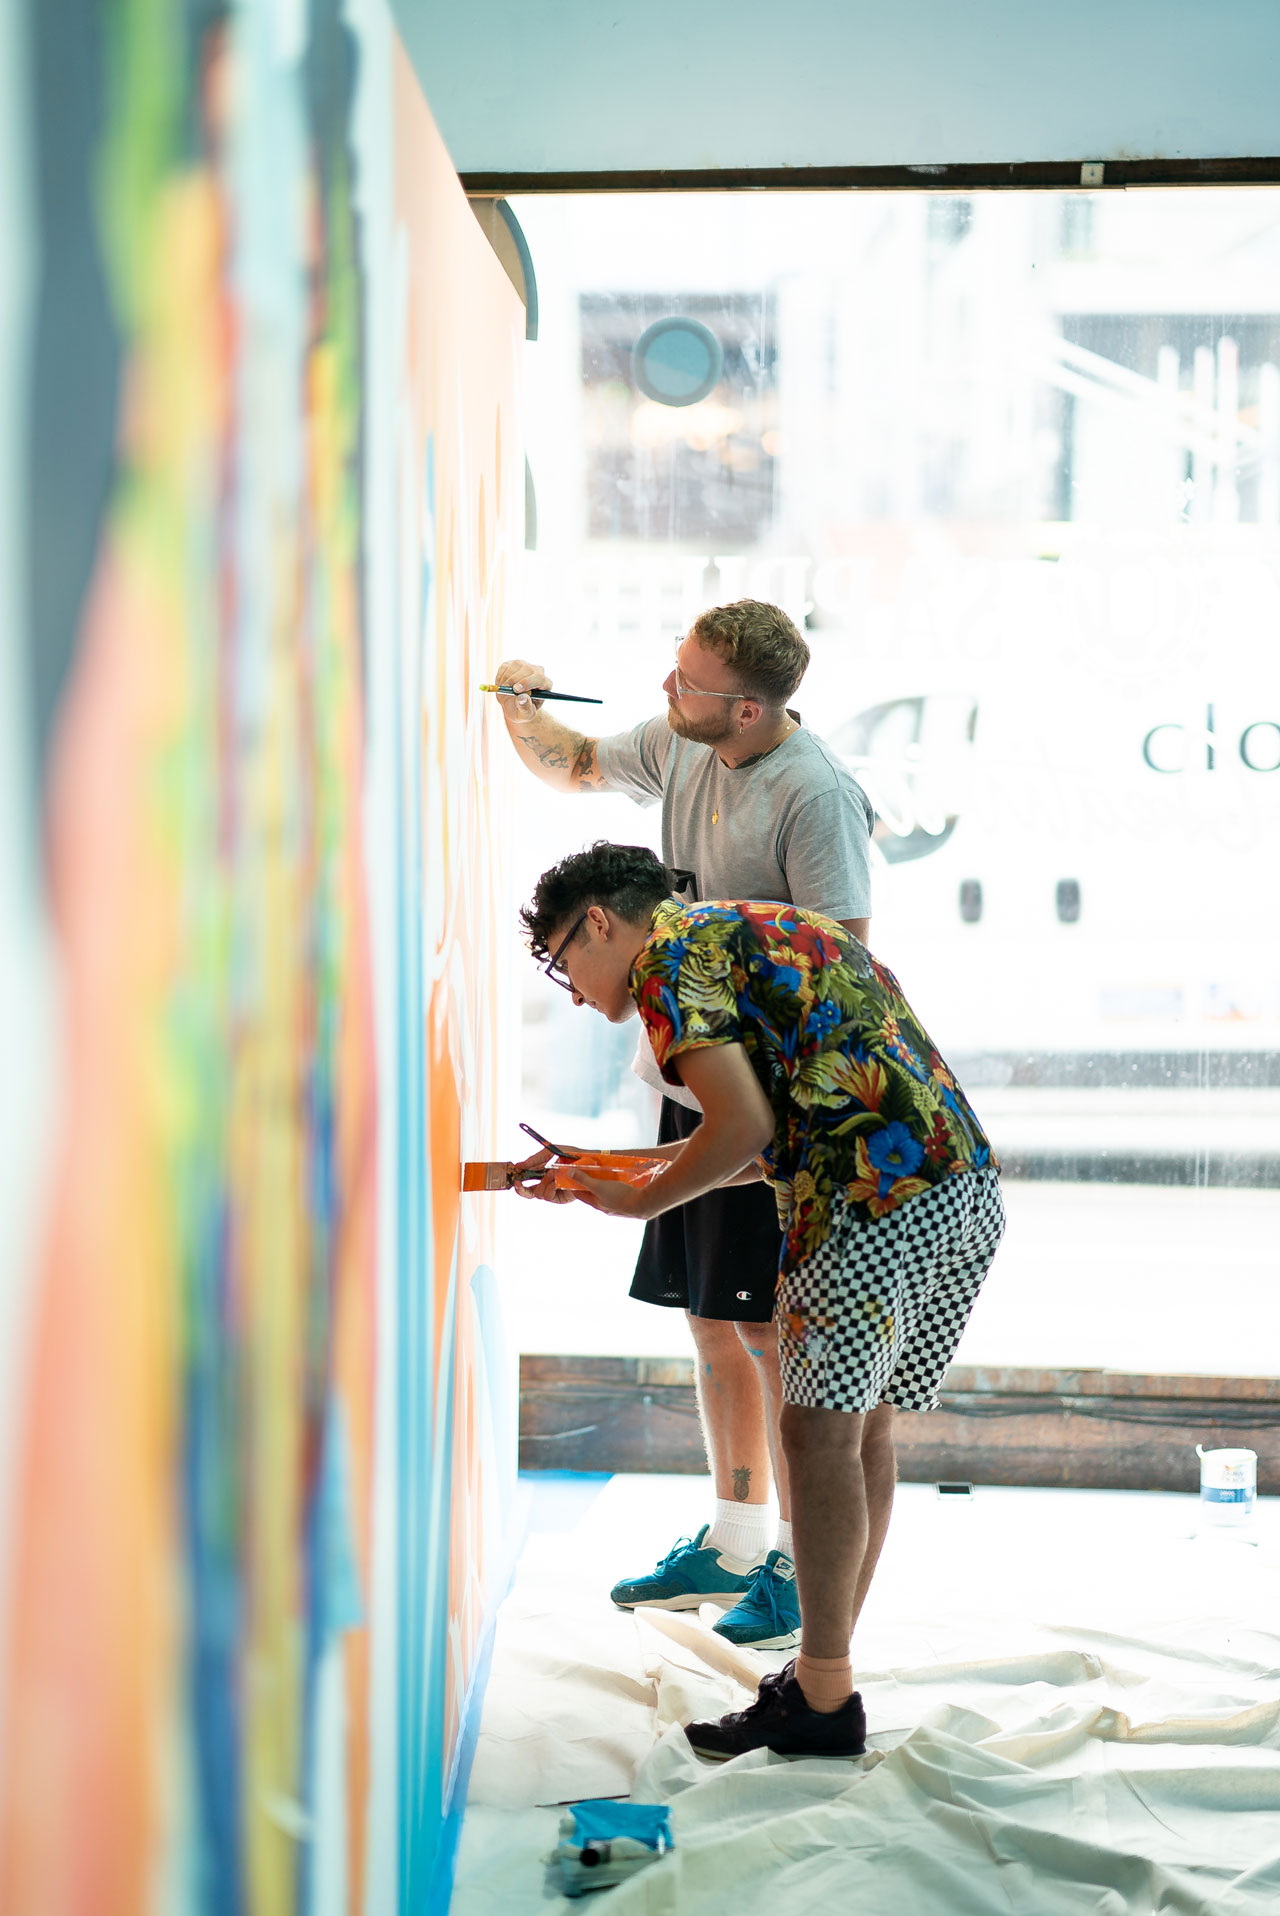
[1195,1445,1256,1524]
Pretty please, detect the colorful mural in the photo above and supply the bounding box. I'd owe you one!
[389,44,522,1912]
[0,4,521,1913]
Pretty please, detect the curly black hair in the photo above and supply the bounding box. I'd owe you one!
[520,842,672,962]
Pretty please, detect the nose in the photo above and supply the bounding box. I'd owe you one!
[571,989,586,1007]
[662,667,678,698]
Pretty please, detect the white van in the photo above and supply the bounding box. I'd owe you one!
[818,537,1280,1184]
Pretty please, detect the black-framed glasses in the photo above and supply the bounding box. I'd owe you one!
[543,911,588,992]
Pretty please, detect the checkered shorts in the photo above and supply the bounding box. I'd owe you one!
[776,1169,1005,1414]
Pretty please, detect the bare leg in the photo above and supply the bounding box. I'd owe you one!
[734,1321,790,1520]
[852,1403,896,1630]
[779,1401,899,1657]
[779,1403,866,1658]
[687,1312,771,1507]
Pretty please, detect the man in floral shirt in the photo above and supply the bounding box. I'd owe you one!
[633,896,994,1272]
[517,842,1004,1761]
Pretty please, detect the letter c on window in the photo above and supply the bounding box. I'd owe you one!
[1141,722,1184,773]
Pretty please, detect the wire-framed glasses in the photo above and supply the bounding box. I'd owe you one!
[671,639,745,702]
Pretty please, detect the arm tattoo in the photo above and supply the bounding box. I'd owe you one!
[571,737,609,791]
[517,732,572,771]
[516,720,607,788]
[731,1465,752,1502]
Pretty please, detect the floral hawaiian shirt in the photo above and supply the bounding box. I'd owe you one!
[630,898,997,1270]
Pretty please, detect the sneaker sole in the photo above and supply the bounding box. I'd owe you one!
[612,1591,748,1611]
[687,1737,865,1762]
[711,1625,802,1649]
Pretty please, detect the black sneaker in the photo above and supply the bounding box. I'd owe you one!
[685,1664,867,1760]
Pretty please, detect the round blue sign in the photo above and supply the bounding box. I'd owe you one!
[632,317,724,408]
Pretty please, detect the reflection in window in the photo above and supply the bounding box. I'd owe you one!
[1056,879,1081,924]
[1059,195,1096,257]
[580,292,777,544]
[1058,315,1280,524]
[832,693,975,864]
[510,188,1280,1373]
[928,196,973,249]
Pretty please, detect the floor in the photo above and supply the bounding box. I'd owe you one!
[452,1472,1280,1914]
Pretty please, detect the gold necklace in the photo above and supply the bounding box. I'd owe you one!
[713,718,797,821]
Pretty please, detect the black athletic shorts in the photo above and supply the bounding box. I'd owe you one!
[629,1098,783,1324]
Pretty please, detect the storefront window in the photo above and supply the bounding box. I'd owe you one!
[502,190,1280,1376]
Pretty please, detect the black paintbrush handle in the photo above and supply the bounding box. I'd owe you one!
[493,685,603,705]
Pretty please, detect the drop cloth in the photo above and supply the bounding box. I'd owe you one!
[454,1478,1280,1914]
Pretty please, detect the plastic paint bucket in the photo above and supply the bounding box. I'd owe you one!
[552,1153,667,1190]
[1195,1445,1256,1523]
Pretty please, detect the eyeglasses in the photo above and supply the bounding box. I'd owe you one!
[543,911,588,993]
[672,640,745,703]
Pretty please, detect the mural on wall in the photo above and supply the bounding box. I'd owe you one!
[0,3,520,1914]
[390,44,521,1913]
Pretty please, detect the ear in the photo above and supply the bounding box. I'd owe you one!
[738,697,765,729]
[586,903,610,938]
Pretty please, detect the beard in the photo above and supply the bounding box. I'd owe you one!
[665,700,737,747]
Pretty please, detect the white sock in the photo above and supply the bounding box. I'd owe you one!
[705,1498,770,1563]
[775,1519,794,1561]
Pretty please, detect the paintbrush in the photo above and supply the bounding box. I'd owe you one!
[463,1125,664,1193]
[462,1154,666,1193]
[478,684,603,704]
[462,1161,555,1192]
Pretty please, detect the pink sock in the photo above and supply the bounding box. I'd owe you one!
[794,1652,854,1714]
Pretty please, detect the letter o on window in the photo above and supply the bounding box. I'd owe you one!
[1239,721,1280,772]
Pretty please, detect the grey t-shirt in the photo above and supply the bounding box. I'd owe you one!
[595,712,874,920]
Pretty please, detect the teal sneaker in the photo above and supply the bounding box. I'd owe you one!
[610,1524,761,1610]
[711,1549,801,1649]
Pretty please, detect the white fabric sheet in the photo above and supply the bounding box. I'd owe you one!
[455,1478,1280,1915]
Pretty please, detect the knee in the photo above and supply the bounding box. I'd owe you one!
[733,1320,777,1366]
[780,1402,862,1458]
[687,1313,749,1364]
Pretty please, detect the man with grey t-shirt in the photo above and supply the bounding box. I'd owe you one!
[494,599,873,1648]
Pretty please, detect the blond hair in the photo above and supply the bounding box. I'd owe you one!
[690,598,810,708]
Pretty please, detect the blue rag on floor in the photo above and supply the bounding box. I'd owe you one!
[568,1801,673,1852]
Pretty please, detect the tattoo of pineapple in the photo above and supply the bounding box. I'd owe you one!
[731,1465,752,1502]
